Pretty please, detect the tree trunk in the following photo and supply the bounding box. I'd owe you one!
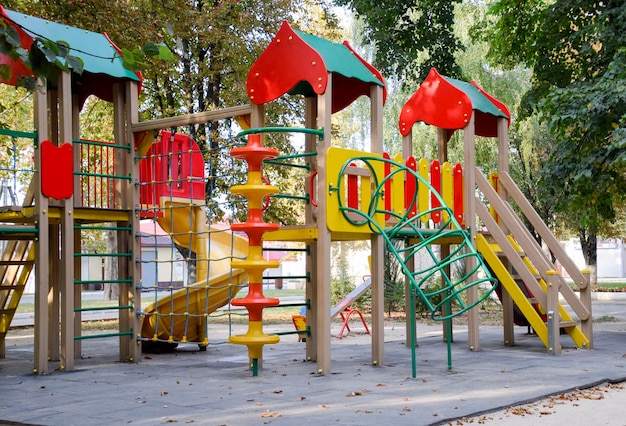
[103,228,118,301]
[579,226,598,287]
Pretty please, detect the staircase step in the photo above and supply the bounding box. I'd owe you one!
[0,260,34,266]
[558,320,578,328]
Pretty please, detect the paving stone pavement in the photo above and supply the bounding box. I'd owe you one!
[1,299,625,425]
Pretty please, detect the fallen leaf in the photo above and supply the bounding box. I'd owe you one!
[161,391,169,396]
[260,410,281,418]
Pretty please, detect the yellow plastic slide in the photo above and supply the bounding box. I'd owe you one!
[140,203,248,345]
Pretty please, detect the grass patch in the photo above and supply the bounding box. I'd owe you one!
[16,299,125,314]
[594,315,617,323]
[595,282,626,291]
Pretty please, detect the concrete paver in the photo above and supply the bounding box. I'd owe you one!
[1,299,625,425]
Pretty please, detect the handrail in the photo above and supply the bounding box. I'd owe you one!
[131,104,253,133]
[498,172,589,289]
[237,126,324,140]
[476,170,589,320]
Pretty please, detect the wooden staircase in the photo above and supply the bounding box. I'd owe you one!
[474,169,592,353]
[0,235,36,356]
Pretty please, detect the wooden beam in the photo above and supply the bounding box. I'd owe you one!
[370,84,384,367]
[315,74,332,375]
[131,105,253,133]
[34,80,49,375]
[463,114,480,351]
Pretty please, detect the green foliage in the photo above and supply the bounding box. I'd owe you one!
[0,18,85,89]
[120,42,174,72]
[481,0,626,270]
[336,0,464,85]
[383,239,405,316]
[539,48,626,233]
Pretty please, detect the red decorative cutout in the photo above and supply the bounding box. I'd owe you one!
[453,164,464,226]
[41,141,73,200]
[246,21,327,105]
[405,156,417,218]
[0,7,35,86]
[398,68,472,137]
[383,153,391,220]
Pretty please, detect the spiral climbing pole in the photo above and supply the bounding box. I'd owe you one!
[227,132,281,376]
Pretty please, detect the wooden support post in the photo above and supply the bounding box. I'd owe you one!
[463,115,480,351]
[546,270,560,355]
[47,89,60,362]
[120,81,142,363]
[579,269,592,348]
[401,134,413,347]
[437,128,452,343]
[72,93,82,358]
[315,73,332,375]
[370,84,384,367]
[59,70,75,371]
[304,97,317,363]
[34,81,50,375]
[501,288,515,346]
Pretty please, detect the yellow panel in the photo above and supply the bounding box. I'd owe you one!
[326,147,383,234]
[263,226,318,242]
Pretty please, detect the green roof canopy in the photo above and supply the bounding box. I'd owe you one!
[1,8,140,103]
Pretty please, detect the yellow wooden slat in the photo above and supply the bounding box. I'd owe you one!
[476,234,549,348]
[505,236,590,348]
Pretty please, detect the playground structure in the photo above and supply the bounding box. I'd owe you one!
[0,10,594,377]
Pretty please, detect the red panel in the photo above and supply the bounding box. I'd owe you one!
[41,141,73,200]
[405,156,417,218]
[0,7,35,86]
[168,133,205,201]
[138,131,205,217]
[430,160,441,224]
[383,153,391,220]
[398,68,473,136]
[347,162,358,210]
[247,21,327,105]
[453,164,464,226]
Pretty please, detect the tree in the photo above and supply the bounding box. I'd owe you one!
[479,0,626,283]
[335,0,464,85]
[539,51,626,281]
